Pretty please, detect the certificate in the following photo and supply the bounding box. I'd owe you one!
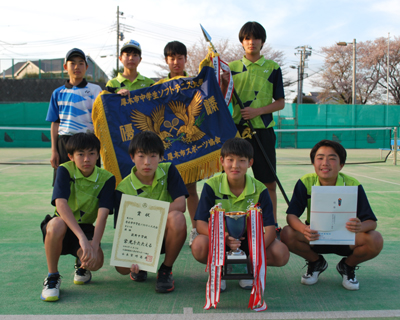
[310,186,357,245]
[110,194,169,273]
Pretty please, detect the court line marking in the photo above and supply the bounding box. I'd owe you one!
[342,171,400,186]
[0,165,21,171]
[1,309,399,320]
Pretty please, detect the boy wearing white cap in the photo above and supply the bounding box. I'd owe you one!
[106,40,154,96]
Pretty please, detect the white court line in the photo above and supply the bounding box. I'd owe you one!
[0,192,51,195]
[0,165,21,171]
[1,309,399,320]
[343,171,400,186]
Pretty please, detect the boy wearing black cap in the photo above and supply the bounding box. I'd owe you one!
[46,48,102,183]
[106,40,154,96]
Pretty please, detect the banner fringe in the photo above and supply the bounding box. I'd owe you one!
[92,90,123,185]
[176,149,222,185]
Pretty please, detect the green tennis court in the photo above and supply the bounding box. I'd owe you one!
[0,148,399,320]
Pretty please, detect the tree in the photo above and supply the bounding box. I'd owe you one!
[311,41,382,105]
[110,66,124,79]
[367,36,400,104]
[312,37,400,105]
[155,38,289,85]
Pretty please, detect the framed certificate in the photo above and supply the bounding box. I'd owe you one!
[310,186,358,245]
[110,194,169,273]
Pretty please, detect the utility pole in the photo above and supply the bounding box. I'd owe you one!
[295,46,312,104]
[387,32,390,106]
[116,6,124,72]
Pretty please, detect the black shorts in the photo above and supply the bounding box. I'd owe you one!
[311,244,353,257]
[236,125,276,184]
[40,214,95,257]
[52,135,101,185]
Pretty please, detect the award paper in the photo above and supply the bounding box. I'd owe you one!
[310,186,357,245]
[110,194,169,272]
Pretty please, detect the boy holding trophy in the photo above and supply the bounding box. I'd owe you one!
[191,138,289,291]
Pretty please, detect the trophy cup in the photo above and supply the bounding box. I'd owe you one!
[225,211,247,260]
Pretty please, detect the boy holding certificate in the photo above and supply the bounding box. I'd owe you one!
[281,140,383,290]
[191,138,289,291]
[114,131,188,293]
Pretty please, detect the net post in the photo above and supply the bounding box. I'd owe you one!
[393,127,398,165]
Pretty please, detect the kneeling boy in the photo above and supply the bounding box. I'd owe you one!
[281,139,383,290]
[114,131,188,293]
[40,133,115,302]
[191,138,289,291]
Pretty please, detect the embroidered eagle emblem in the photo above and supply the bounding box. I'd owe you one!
[131,105,173,149]
[168,91,205,143]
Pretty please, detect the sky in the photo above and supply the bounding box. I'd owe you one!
[1,0,399,102]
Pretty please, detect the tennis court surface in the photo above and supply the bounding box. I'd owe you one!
[0,148,399,320]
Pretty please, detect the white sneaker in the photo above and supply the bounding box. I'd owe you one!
[74,266,92,285]
[301,255,328,285]
[239,279,253,290]
[336,258,359,290]
[220,279,226,292]
[41,274,61,302]
[188,228,198,247]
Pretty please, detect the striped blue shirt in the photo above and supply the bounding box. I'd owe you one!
[46,79,102,135]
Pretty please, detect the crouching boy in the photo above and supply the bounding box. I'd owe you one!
[114,131,188,293]
[40,133,115,301]
[281,139,383,290]
[191,138,289,291]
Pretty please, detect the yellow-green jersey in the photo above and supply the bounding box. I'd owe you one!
[229,56,285,129]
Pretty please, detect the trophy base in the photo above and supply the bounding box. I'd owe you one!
[227,250,247,260]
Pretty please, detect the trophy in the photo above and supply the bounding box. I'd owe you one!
[225,211,247,260]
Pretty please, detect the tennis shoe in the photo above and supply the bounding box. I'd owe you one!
[239,279,253,290]
[189,228,198,247]
[301,255,328,285]
[336,258,359,290]
[74,260,91,285]
[156,270,174,293]
[130,270,148,282]
[41,274,61,302]
[220,279,226,292]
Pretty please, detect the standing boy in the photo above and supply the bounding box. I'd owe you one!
[106,40,154,96]
[280,140,383,290]
[114,131,188,293]
[191,138,289,291]
[46,48,102,183]
[225,22,285,231]
[40,133,115,301]
[162,41,198,247]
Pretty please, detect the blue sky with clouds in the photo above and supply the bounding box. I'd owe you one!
[1,0,399,101]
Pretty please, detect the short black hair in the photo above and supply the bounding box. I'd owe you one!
[164,41,187,58]
[121,47,141,58]
[310,140,347,165]
[221,138,253,160]
[128,131,164,157]
[66,133,100,155]
[239,21,267,43]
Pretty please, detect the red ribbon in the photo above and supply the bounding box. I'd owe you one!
[204,205,225,309]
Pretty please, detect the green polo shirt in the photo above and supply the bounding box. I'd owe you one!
[106,72,155,92]
[229,56,284,129]
[195,173,275,226]
[52,161,115,225]
[117,163,173,202]
[166,71,189,79]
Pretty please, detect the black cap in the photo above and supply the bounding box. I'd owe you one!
[65,48,87,64]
